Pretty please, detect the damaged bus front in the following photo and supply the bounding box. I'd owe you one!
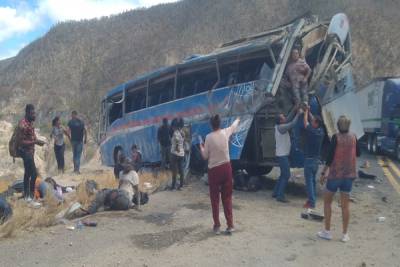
[99,13,363,175]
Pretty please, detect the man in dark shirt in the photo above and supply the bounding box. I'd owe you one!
[18,104,45,202]
[303,106,324,209]
[157,118,172,169]
[68,111,87,174]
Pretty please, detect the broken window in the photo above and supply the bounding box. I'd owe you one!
[108,93,123,125]
[176,63,218,99]
[125,83,147,113]
[148,73,175,107]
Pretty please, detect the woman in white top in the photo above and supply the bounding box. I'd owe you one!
[170,118,185,190]
[50,116,70,173]
[119,163,141,210]
[200,114,240,235]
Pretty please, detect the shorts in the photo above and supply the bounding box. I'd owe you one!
[326,178,353,193]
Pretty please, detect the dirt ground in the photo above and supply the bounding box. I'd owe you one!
[0,153,399,267]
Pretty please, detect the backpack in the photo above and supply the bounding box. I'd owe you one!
[9,125,22,159]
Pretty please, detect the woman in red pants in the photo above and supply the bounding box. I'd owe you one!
[200,114,240,235]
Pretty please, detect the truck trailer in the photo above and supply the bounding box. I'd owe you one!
[357,77,400,160]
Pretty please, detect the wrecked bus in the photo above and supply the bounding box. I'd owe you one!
[99,13,363,175]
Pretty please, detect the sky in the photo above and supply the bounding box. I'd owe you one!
[0,0,178,60]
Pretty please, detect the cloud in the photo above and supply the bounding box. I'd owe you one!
[0,6,40,43]
[37,0,179,22]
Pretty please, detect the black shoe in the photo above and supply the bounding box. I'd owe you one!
[177,186,182,191]
[276,198,290,203]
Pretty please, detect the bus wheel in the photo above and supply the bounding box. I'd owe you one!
[245,166,273,176]
[113,146,124,165]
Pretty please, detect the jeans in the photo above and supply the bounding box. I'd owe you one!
[20,150,37,198]
[54,144,65,172]
[208,162,234,228]
[304,158,320,208]
[273,156,291,200]
[160,145,170,169]
[170,153,184,188]
[72,141,83,172]
[326,178,354,193]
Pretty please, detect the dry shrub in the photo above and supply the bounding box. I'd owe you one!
[139,170,171,193]
[0,180,10,193]
[0,192,67,238]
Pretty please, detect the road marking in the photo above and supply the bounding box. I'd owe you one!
[377,156,400,195]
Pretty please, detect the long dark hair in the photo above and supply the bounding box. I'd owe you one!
[52,116,60,127]
[210,114,221,130]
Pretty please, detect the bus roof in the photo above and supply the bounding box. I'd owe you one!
[105,26,292,98]
[105,13,325,99]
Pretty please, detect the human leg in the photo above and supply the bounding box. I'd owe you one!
[170,154,177,189]
[177,156,185,188]
[304,158,318,208]
[220,163,234,229]
[276,156,291,201]
[208,167,221,228]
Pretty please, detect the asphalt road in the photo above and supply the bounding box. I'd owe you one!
[0,152,399,267]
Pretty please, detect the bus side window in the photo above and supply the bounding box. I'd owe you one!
[125,85,147,113]
[148,74,174,107]
[108,102,122,125]
[177,63,218,99]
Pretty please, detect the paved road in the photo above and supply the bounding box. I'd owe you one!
[0,153,399,267]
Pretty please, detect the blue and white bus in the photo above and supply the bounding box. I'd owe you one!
[99,13,363,175]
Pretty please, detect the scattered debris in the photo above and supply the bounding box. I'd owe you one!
[381,197,388,203]
[301,210,324,221]
[377,216,386,222]
[82,221,97,227]
[367,185,375,189]
[66,226,75,230]
[0,196,12,224]
[360,161,370,169]
[358,170,376,180]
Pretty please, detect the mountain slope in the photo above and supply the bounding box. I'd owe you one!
[0,0,399,132]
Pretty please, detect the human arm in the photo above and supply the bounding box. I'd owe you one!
[304,62,311,82]
[320,134,337,185]
[199,136,209,160]
[303,108,309,128]
[225,117,240,137]
[62,126,71,140]
[277,113,300,134]
[83,127,87,144]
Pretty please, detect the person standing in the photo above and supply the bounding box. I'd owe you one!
[50,116,69,173]
[18,104,45,203]
[200,115,240,235]
[67,111,87,174]
[170,118,185,190]
[272,108,301,203]
[157,118,172,169]
[286,48,311,106]
[303,107,324,209]
[318,115,361,242]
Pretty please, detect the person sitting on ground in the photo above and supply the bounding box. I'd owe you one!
[131,144,142,172]
[303,106,324,210]
[272,107,302,203]
[88,164,141,213]
[286,48,311,106]
[200,115,240,235]
[317,115,361,243]
[119,163,141,211]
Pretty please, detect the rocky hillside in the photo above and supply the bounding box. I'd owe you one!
[0,0,399,132]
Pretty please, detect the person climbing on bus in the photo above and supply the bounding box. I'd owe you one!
[286,48,311,106]
[170,118,185,190]
[157,118,172,169]
[272,107,302,203]
[303,106,324,210]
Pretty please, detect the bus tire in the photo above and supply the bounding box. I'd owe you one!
[245,166,273,176]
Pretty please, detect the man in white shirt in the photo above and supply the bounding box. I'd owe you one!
[272,108,301,203]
